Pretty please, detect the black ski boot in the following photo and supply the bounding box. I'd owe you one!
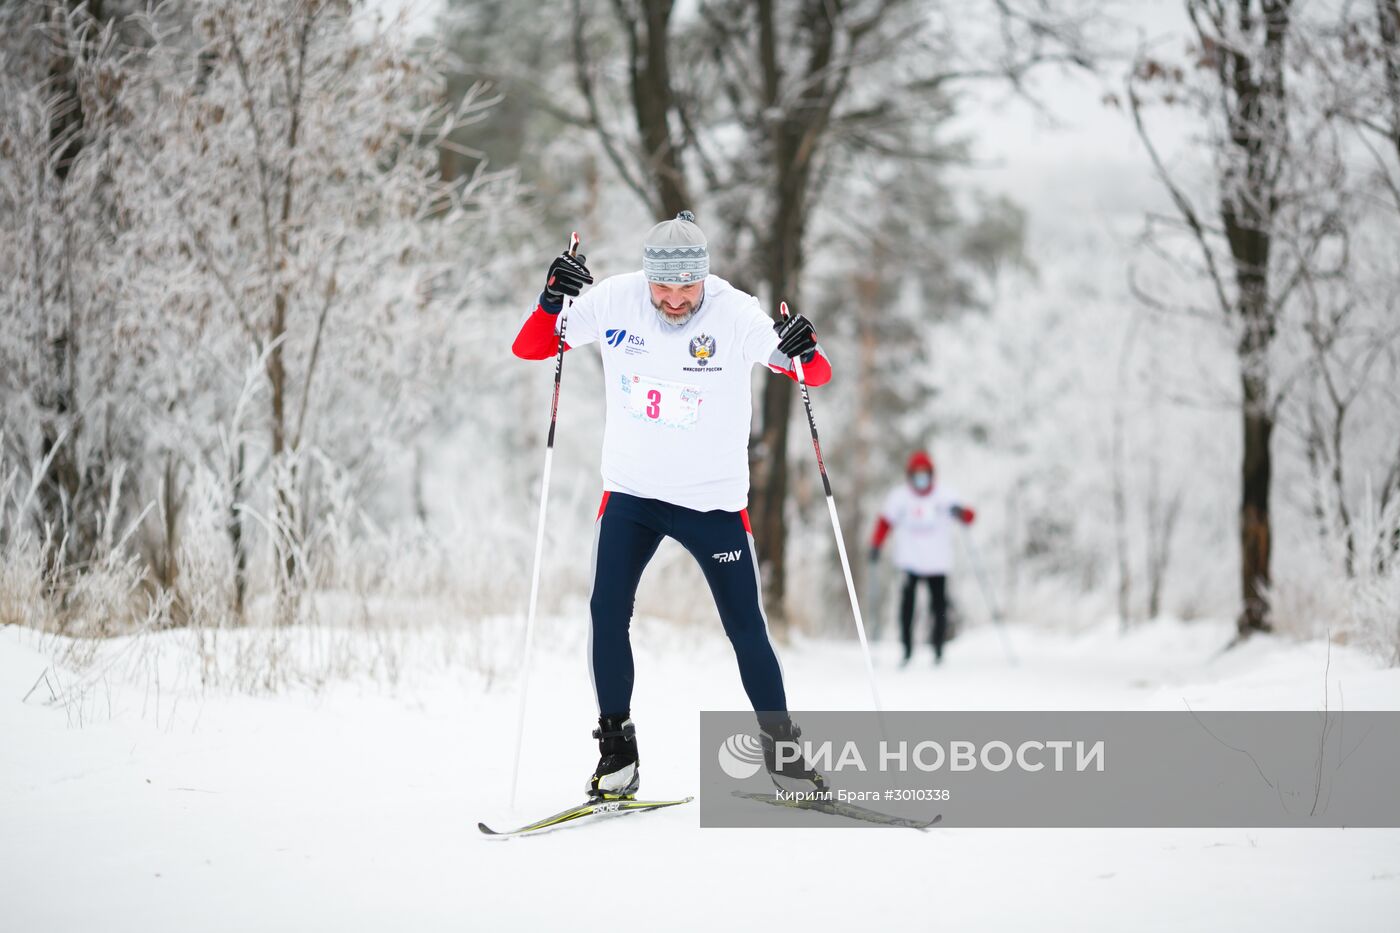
[587,714,640,800]
[760,719,829,795]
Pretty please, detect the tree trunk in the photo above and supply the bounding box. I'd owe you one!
[1378,0,1400,165]
[161,454,179,590]
[1213,0,1291,638]
[749,0,836,633]
[268,290,297,622]
[35,1,95,571]
[230,440,247,624]
[1238,372,1273,634]
[1231,179,1276,637]
[266,17,310,622]
[752,159,807,633]
[629,0,689,216]
[1144,457,1182,620]
[1111,401,1132,629]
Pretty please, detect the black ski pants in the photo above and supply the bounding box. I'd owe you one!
[588,492,787,726]
[899,572,949,660]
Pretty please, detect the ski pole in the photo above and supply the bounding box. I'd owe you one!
[781,302,883,714]
[510,232,580,808]
[957,522,1017,665]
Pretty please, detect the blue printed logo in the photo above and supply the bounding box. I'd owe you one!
[605,329,627,347]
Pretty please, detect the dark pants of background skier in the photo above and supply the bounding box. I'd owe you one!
[900,572,948,660]
[588,492,787,728]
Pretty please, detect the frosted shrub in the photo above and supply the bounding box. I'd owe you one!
[0,461,42,628]
[1344,496,1400,662]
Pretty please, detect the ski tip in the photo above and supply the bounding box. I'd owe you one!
[477,822,502,836]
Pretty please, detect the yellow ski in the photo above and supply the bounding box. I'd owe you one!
[478,796,694,838]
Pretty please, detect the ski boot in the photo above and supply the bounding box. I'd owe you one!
[760,719,829,795]
[586,714,640,800]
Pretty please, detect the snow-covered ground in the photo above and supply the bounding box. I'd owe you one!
[3,617,1398,932]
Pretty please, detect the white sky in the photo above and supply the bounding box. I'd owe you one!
[949,1,1200,238]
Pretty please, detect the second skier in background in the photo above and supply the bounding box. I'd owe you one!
[869,450,975,665]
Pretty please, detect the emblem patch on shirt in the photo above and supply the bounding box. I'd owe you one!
[688,334,717,366]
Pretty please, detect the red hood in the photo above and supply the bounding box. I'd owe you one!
[906,450,935,496]
[906,450,934,474]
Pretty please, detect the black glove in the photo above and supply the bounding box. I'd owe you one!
[541,251,593,313]
[774,313,817,362]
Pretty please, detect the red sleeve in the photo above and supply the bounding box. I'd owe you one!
[512,305,572,360]
[768,347,832,386]
[871,515,892,547]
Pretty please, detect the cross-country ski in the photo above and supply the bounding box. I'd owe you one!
[479,796,694,838]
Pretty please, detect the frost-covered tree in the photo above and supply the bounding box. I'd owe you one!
[1130,0,1400,647]
[2,0,517,631]
[104,0,514,620]
[0,1,146,576]
[1130,0,1302,639]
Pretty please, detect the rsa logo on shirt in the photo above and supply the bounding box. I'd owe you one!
[605,329,648,356]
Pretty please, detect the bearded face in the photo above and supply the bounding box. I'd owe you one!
[648,281,705,326]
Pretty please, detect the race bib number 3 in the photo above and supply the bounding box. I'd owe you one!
[621,374,702,429]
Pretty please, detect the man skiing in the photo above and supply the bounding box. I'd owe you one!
[869,450,975,665]
[511,211,831,799]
